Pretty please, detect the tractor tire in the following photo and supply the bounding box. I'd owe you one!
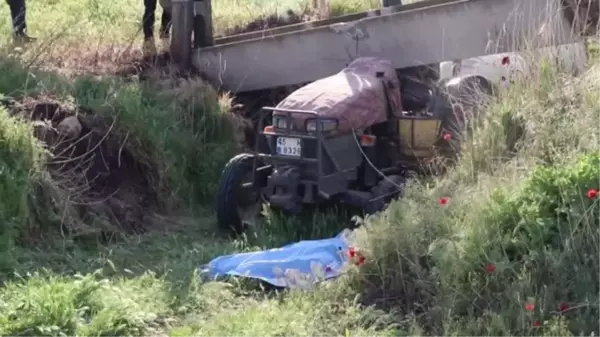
[216,153,262,235]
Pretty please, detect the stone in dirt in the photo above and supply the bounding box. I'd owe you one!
[56,116,82,139]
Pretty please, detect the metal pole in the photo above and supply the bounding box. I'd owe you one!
[170,0,194,68]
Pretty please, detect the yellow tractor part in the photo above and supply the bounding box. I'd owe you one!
[398,117,441,158]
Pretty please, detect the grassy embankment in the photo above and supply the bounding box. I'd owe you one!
[0,0,598,335]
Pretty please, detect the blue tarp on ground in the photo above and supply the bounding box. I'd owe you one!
[199,231,351,288]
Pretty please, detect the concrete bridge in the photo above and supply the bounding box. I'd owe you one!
[170,0,595,92]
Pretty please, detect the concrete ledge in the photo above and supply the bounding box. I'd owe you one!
[194,0,579,92]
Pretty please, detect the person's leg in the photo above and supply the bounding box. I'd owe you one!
[6,0,34,42]
[159,8,172,38]
[6,0,26,34]
[142,0,157,40]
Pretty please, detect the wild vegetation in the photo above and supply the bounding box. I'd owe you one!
[0,0,598,335]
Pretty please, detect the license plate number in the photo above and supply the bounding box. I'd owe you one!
[276,137,302,157]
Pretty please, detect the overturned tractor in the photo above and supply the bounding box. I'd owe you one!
[216,57,494,234]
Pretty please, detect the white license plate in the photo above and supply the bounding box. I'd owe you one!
[276,137,302,157]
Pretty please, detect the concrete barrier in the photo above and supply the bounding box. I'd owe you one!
[192,0,580,92]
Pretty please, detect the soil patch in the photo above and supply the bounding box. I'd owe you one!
[36,42,203,82]
[1,95,157,237]
[221,9,311,36]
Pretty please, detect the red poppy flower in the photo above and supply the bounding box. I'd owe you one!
[486,263,496,273]
[533,320,541,327]
[356,255,366,266]
[347,247,357,259]
[559,302,569,313]
[442,133,452,141]
[501,56,510,65]
[438,197,449,206]
[525,303,535,312]
[587,188,598,200]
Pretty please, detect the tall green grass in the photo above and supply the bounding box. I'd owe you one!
[348,57,600,335]
[0,104,46,272]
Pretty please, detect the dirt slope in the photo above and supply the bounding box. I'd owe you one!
[2,95,156,236]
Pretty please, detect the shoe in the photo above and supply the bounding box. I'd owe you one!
[13,32,36,44]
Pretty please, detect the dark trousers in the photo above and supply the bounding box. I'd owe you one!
[143,0,172,39]
[5,0,26,34]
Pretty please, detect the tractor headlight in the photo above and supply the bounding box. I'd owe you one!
[305,118,338,133]
[272,116,289,130]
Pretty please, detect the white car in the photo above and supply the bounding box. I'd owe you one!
[439,42,588,87]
